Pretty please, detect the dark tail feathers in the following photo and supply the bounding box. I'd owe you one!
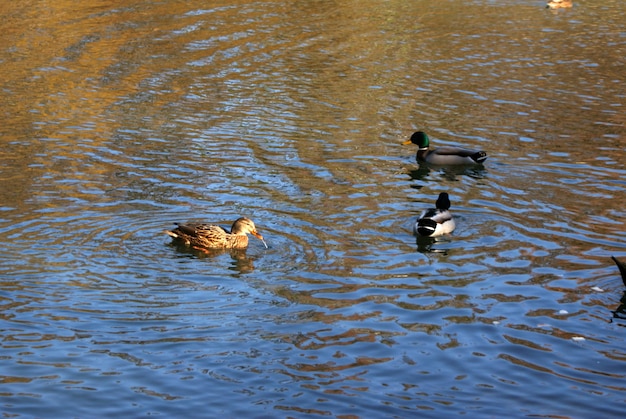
[471,151,487,164]
[417,219,438,236]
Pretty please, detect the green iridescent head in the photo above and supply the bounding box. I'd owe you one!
[409,131,430,149]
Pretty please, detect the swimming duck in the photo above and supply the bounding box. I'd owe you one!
[165,217,267,249]
[612,256,626,287]
[546,0,572,9]
[415,193,456,237]
[403,131,487,165]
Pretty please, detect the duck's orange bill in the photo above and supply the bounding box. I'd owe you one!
[253,232,268,248]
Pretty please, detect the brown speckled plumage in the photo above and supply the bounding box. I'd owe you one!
[166,217,266,249]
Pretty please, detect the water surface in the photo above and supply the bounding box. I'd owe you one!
[1,0,625,417]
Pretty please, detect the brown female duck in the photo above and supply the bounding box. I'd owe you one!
[166,217,267,249]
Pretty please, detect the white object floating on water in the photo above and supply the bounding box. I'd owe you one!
[558,309,568,315]
[591,286,604,292]
[571,336,586,342]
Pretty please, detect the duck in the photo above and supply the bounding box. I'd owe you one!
[414,193,456,237]
[546,0,572,9]
[165,217,267,250]
[612,256,626,287]
[403,131,487,165]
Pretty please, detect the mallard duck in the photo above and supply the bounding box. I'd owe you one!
[403,131,487,165]
[547,0,572,9]
[612,256,626,287]
[165,217,267,249]
[415,193,456,237]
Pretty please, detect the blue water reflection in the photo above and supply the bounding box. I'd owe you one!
[0,0,625,418]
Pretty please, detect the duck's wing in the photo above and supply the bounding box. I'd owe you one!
[434,146,487,162]
[416,210,454,237]
[419,208,439,219]
[195,224,229,237]
[429,210,453,224]
[432,146,475,156]
[417,209,453,227]
[174,223,227,237]
[166,223,196,239]
[173,223,201,237]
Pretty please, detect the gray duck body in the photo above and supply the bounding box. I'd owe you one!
[404,131,487,166]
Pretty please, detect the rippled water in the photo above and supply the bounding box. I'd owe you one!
[1,0,625,417]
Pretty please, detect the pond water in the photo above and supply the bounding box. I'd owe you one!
[1,0,625,417]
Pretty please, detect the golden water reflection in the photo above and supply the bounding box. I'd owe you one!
[1,0,625,417]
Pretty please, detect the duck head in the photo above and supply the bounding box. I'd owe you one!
[403,131,430,149]
[435,193,451,211]
[231,217,267,248]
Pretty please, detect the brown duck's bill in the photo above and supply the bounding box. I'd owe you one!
[253,232,268,248]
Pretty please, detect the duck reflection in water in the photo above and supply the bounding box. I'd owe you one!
[408,164,487,182]
[415,236,451,255]
[169,241,257,274]
[611,256,626,323]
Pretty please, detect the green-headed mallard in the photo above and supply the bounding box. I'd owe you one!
[403,131,487,165]
[415,193,456,237]
[166,217,267,249]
